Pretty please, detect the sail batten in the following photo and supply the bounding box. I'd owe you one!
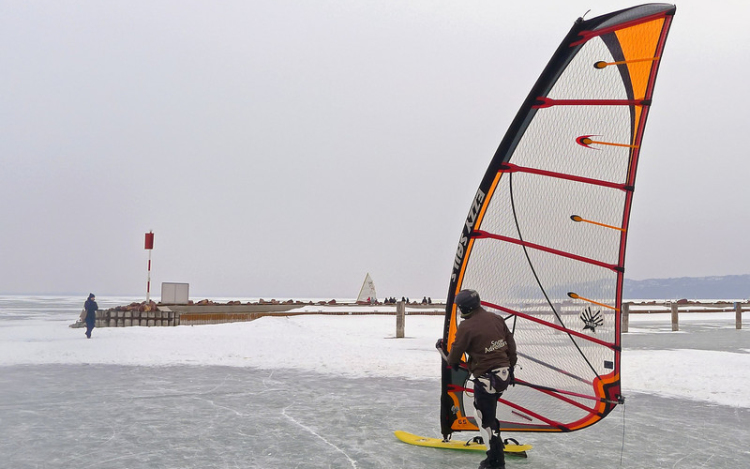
[499,163,634,190]
[473,231,623,272]
[490,306,619,349]
[440,4,675,438]
[533,97,651,108]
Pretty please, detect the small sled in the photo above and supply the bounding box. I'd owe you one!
[69,320,85,328]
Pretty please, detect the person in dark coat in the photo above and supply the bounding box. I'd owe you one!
[84,293,98,339]
[441,289,517,469]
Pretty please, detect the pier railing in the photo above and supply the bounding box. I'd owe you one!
[622,301,748,332]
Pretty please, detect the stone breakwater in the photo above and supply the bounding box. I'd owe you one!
[82,299,446,328]
[94,301,178,327]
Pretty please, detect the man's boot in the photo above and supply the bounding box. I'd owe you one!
[478,435,505,469]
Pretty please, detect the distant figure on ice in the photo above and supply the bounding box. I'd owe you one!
[83,293,98,339]
[439,289,517,469]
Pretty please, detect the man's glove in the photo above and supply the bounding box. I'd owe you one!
[508,366,516,386]
[435,338,444,350]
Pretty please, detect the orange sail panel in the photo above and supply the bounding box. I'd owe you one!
[440,4,675,438]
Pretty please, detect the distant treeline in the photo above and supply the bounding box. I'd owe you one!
[623,274,750,300]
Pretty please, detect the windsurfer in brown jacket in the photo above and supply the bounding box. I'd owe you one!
[441,289,517,469]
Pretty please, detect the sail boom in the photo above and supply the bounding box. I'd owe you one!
[516,380,606,403]
[518,382,605,415]
[517,352,593,384]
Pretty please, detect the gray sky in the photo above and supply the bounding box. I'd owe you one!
[2,1,748,299]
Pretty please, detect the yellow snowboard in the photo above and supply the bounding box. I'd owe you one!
[394,430,531,457]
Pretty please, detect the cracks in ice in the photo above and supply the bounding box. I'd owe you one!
[69,421,122,468]
[281,405,358,469]
[199,397,243,417]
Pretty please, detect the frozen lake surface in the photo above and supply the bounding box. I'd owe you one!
[2,366,749,469]
[1,296,749,468]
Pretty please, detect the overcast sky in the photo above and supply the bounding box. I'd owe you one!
[1,1,748,299]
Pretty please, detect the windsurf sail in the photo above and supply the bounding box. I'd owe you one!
[356,273,378,303]
[440,4,675,437]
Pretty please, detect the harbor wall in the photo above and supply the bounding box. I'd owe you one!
[92,302,445,327]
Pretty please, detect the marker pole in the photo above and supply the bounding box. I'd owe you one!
[144,231,155,303]
[146,250,152,302]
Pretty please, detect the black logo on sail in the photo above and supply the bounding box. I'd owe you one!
[579,307,603,333]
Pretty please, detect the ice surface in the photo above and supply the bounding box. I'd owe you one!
[1,296,749,468]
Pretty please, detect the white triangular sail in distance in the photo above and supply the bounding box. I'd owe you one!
[356,273,377,303]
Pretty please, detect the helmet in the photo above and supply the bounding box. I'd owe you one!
[455,289,480,317]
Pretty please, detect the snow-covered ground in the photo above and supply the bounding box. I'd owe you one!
[2,297,749,469]
[2,298,749,409]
